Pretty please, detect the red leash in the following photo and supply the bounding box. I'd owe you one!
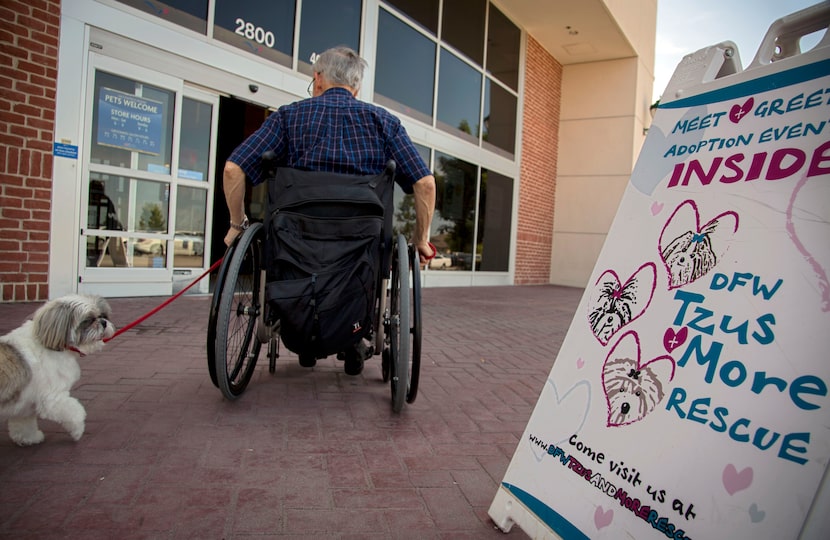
[104,257,223,342]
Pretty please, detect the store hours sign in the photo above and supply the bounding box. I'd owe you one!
[96,87,163,155]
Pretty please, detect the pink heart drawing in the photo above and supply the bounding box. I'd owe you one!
[651,201,664,216]
[603,331,676,427]
[663,326,688,353]
[723,464,753,495]
[587,263,657,346]
[729,97,754,124]
[576,357,585,369]
[786,173,830,312]
[594,506,613,529]
[659,199,739,290]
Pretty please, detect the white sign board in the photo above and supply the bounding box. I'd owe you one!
[490,4,830,539]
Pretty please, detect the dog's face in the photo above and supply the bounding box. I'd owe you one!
[603,356,665,426]
[32,295,115,355]
[662,231,717,288]
[590,309,624,343]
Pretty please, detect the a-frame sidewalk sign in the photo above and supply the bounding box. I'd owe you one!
[489,3,830,539]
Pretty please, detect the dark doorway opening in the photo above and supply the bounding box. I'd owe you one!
[210,96,270,273]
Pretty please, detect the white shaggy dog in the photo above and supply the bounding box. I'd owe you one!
[0,295,115,445]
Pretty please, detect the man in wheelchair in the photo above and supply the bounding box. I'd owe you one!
[221,46,436,376]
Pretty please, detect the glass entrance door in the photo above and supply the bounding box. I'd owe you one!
[79,54,218,297]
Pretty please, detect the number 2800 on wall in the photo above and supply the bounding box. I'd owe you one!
[234,18,275,48]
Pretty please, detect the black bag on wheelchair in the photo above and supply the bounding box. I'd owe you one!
[263,165,394,359]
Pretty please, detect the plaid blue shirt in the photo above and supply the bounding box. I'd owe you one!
[228,88,431,193]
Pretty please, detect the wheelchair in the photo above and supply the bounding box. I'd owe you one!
[206,156,422,413]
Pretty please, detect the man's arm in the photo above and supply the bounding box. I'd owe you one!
[411,174,436,263]
[223,161,247,246]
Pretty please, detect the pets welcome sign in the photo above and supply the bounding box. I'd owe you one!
[490,5,830,540]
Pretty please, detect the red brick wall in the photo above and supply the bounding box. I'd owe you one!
[0,0,60,301]
[515,36,562,285]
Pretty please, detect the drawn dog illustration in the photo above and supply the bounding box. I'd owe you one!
[661,223,719,288]
[659,200,739,289]
[602,331,675,427]
[0,295,114,445]
[588,264,656,345]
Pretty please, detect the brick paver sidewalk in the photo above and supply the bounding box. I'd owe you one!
[0,285,582,538]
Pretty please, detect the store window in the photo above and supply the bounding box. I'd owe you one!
[86,174,172,268]
[477,170,513,271]
[432,151,477,271]
[383,0,438,35]
[376,2,520,160]
[375,8,435,125]
[392,143,431,240]
[441,0,485,65]
[437,48,481,144]
[178,97,212,181]
[213,0,296,67]
[174,186,207,267]
[483,79,517,157]
[113,0,209,33]
[174,96,212,268]
[298,0,362,75]
[134,181,170,233]
[486,5,521,91]
[376,3,520,275]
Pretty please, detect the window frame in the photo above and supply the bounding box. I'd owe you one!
[375,0,521,160]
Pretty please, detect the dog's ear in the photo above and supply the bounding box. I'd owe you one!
[32,299,81,350]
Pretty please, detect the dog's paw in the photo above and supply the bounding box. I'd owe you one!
[59,398,87,441]
[67,420,85,441]
[11,430,45,446]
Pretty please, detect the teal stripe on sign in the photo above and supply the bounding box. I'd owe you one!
[501,482,590,540]
[660,58,830,109]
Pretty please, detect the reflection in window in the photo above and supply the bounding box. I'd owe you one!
[375,8,435,125]
[298,0,362,76]
[113,0,209,33]
[483,79,517,158]
[486,5,521,91]
[87,235,131,268]
[178,98,212,181]
[134,181,170,233]
[441,0,485,65]
[91,71,174,173]
[432,152,477,271]
[174,186,207,267]
[478,170,513,271]
[88,235,174,268]
[392,144,431,240]
[88,175,126,232]
[383,0,439,35]
[437,49,481,144]
[213,0,295,67]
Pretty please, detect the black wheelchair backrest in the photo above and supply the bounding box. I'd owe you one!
[259,155,397,358]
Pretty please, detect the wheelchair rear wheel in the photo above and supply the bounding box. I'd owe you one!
[388,234,421,412]
[214,223,264,400]
[407,244,422,404]
[206,240,237,388]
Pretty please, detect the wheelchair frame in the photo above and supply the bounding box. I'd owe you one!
[206,164,422,413]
